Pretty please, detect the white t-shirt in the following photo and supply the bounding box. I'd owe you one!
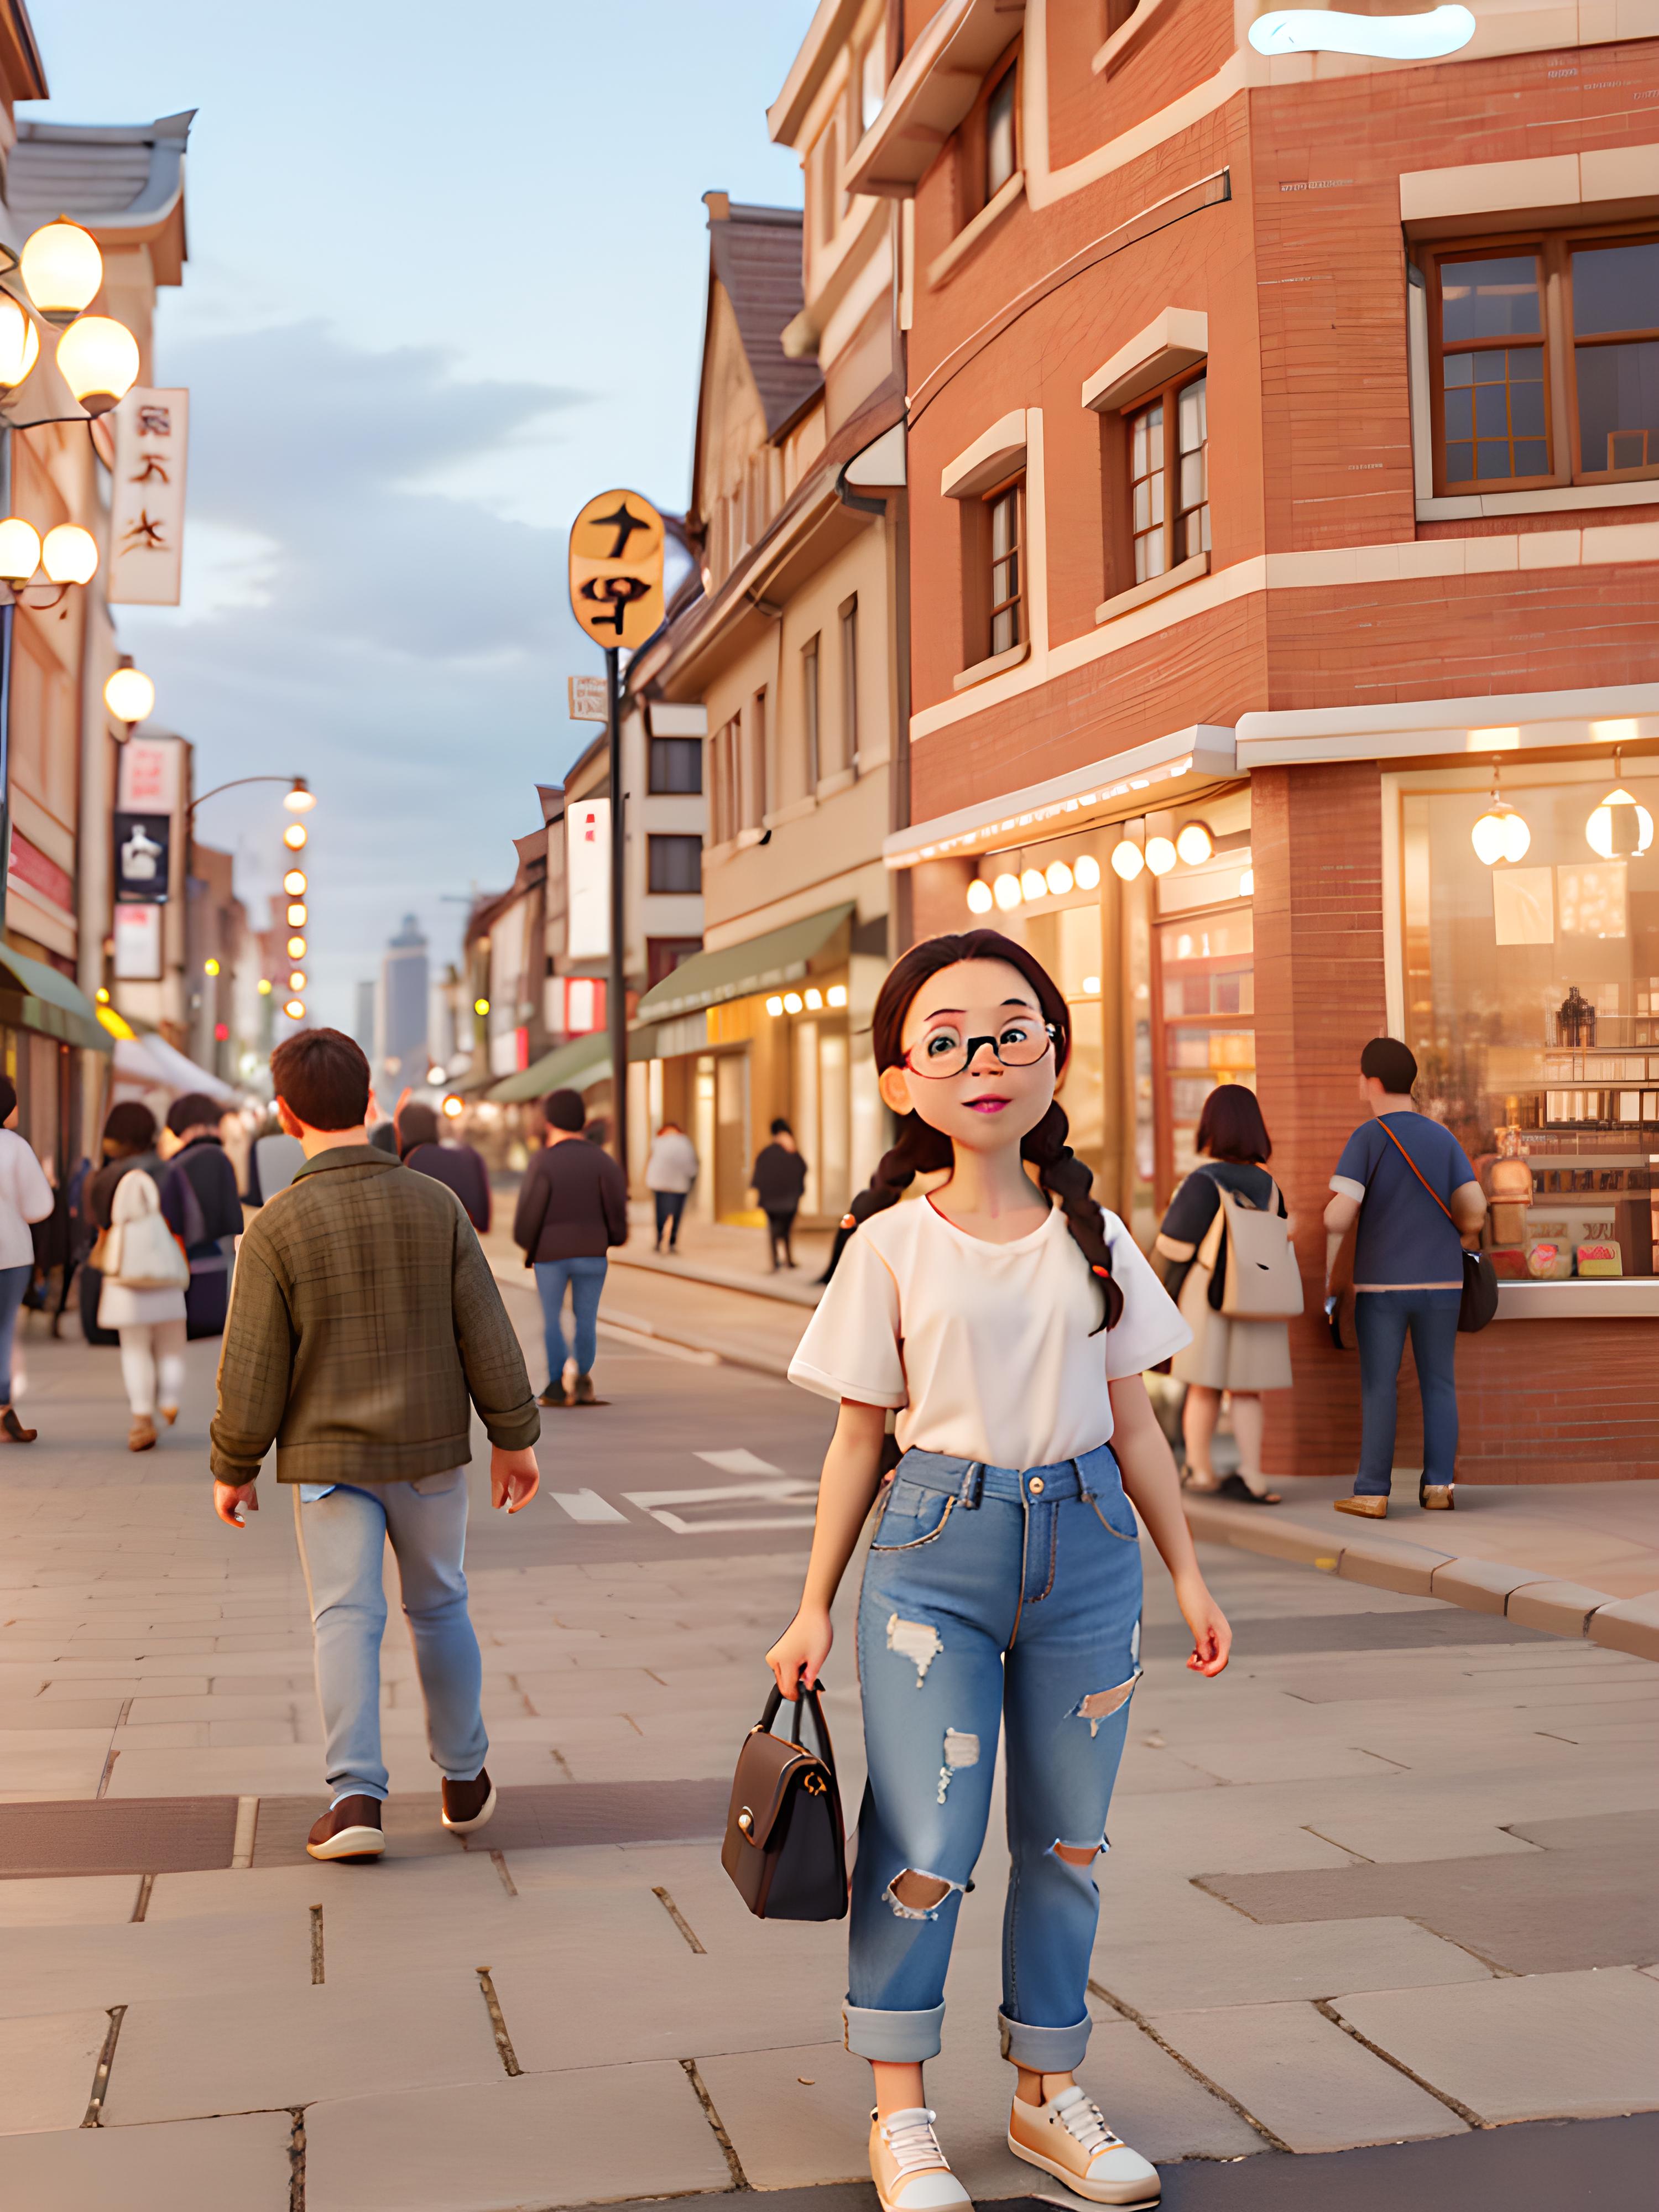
[789,1194,1191,1469]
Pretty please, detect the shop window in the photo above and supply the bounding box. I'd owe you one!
[1152,849,1254,1196]
[1426,232,1659,493]
[984,476,1024,654]
[1126,372,1208,586]
[1400,769,1659,1276]
[648,833,702,896]
[648,737,701,795]
[985,64,1018,201]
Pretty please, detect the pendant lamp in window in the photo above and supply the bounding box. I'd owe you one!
[1470,764,1530,866]
[1585,751,1653,860]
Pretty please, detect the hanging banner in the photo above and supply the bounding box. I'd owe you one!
[568,488,664,650]
[566,797,611,959]
[113,813,171,904]
[113,902,163,981]
[117,733,183,814]
[107,387,189,606]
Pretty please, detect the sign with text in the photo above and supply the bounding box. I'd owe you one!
[568,674,607,722]
[546,974,607,1035]
[114,812,171,903]
[113,902,162,980]
[568,488,664,651]
[117,735,182,815]
[107,388,189,606]
[565,798,611,960]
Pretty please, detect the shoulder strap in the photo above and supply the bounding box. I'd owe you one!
[1378,1119,1455,1225]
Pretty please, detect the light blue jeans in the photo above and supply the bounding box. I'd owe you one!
[0,1260,30,1400]
[292,1468,487,1803]
[533,1255,607,1382]
[847,1443,1144,2069]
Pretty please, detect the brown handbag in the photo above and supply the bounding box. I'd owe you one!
[721,1681,848,1922]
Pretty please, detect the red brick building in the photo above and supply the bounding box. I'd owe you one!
[875,0,1659,1480]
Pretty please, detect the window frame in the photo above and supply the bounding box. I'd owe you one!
[803,633,821,791]
[1423,223,1659,497]
[982,471,1024,657]
[647,735,702,796]
[1120,366,1208,588]
[839,600,859,777]
[984,59,1018,205]
[646,832,703,898]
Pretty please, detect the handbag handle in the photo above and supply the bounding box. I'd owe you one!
[758,1678,834,1763]
[1376,1119,1458,1227]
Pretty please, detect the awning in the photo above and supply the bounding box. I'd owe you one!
[0,947,113,1054]
[122,1029,241,1104]
[113,1034,178,1092]
[488,1022,669,1107]
[633,904,855,1024]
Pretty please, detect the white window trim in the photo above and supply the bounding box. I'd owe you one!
[1399,145,1659,228]
[1096,549,1209,626]
[940,409,1027,499]
[927,170,1025,289]
[1081,308,1208,415]
[1091,0,1177,77]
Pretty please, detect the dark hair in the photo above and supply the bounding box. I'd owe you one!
[397,1101,440,1155]
[1360,1036,1418,1096]
[166,1092,222,1138]
[0,1076,13,1125]
[271,1028,371,1131]
[543,1088,586,1133]
[769,1118,792,1136]
[104,1100,156,1154]
[1196,1083,1271,1165]
[846,928,1123,1331]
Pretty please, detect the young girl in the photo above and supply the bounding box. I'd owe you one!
[768,930,1231,2212]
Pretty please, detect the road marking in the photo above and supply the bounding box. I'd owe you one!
[551,1489,630,1524]
[696,1448,785,1475]
[625,1479,819,1534]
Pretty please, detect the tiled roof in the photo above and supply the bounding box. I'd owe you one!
[710,202,821,436]
[8,109,192,229]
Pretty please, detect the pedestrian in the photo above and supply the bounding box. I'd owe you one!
[398,1099,491,1232]
[1155,1086,1296,1506]
[512,1087,627,1407]
[86,1102,184,1447]
[752,1117,808,1270]
[644,1120,698,1253]
[243,1117,305,1206]
[210,1027,540,1864]
[768,928,1229,2212]
[0,1076,53,1443]
[98,1160,190,1452]
[1324,1037,1486,1518]
[159,1095,243,1339]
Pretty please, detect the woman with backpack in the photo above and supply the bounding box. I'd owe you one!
[159,1094,243,1339]
[1154,1085,1299,1506]
[97,1143,190,1451]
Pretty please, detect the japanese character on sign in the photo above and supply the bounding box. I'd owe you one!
[108,388,189,607]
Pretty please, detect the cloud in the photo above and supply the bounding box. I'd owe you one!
[117,320,605,1026]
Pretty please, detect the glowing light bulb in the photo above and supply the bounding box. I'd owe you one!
[1586,786,1653,859]
[1176,821,1214,866]
[805,988,823,1010]
[283,869,307,896]
[765,995,784,1016]
[258,978,273,995]
[286,905,307,928]
[1145,836,1178,877]
[993,872,1022,910]
[19,219,103,321]
[204,958,220,977]
[1074,854,1101,890]
[284,998,306,1020]
[442,1094,465,1120]
[827,984,848,1008]
[283,823,307,851]
[289,970,307,992]
[966,879,994,914]
[287,936,307,958]
[783,992,804,1014]
[1045,860,1074,896]
[1020,868,1047,902]
[474,998,489,1016]
[0,517,40,587]
[41,524,97,586]
[103,666,154,723]
[1111,838,1145,882]
[55,315,140,415]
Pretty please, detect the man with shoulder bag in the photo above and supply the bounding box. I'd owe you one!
[1324,1039,1488,1519]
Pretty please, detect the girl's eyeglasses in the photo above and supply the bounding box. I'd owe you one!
[901,1018,1058,1081]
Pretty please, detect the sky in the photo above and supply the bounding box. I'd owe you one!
[22,0,816,1033]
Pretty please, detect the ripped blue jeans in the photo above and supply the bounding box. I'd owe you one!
[847,1443,1142,2070]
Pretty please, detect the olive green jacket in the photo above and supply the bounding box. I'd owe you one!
[209,1146,538,1486]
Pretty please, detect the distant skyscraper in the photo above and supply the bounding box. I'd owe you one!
[354,979,377,1058]
[379,915,429,1084]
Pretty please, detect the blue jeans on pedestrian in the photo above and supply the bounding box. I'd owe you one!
[292,1469,487,1803]
[1354,1288,1462,1496]
[847,1442,1144,2070]
[0,1261,30,1400]
[654,1192,686,1248]
[533,1255,607,1383]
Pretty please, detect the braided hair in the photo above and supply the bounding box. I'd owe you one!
[830,928,1124,1332]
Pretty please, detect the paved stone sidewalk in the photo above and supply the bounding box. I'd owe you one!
[1,1296,1655,2210]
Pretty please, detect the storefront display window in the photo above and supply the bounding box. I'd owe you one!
[1398,765,1659,1279]
[1154,836,1255,1196]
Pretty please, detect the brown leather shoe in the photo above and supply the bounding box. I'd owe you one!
[128,1415,157,1453]
[1419,1484,1455,1510]
[572,1372,606,1406]
[1334,1495,1386,1519]
[306,1795,385,1860]
[538,1381,567,1407]
[441,1768,497,1834]
[2,1406,36,1442]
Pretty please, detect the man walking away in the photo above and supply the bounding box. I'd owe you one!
[210,1029,540,1863]
[644,1120,698,1253]
[514,1087,627,1407]
[752,1118,808,1270]
[1324,1038,1486,1518]
[398,1099,491,1232]
[160,1095,243,1338]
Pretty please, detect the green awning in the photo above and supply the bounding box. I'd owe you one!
[488,1020,670,1106]
[633,902,854,1023]
[0,946,113,1055]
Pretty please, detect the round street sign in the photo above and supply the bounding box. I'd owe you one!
[568,488,665,651]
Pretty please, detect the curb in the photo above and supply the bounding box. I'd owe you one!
[611,1245,822,1310]
[488,1261,795,1381]
[1182,1494,1659,1661]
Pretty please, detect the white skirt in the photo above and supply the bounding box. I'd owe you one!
[1171,1304,1293,1394]
[98,1279,188,1329]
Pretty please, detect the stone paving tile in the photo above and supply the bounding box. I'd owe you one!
[1096,1911,1492,2013]
[103,1968,508,2123]
[0,1911,314,2017]
[0,2008,109,2132]
[1148,1999,1463,2152]
[0,2109,294,2212]
[0,1733,111,1799]
[145,1850,506,1922]
[1333,1966,1659,2121]
[303,2059,732,2212]
[0,1873,140,1926]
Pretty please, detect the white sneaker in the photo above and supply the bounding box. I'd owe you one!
[869,2106,973,2212]
[1008,2084,1160,2206]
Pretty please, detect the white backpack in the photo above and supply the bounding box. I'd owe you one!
[1181,1173,1304,1323]
[105,1167,190,1292]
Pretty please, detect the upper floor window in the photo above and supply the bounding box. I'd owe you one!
[1127,371,1208,585]
[985,65,1017,200]
[859,35,885,132]
[819,119,841,246]
[648,736,702,795]
[985,477,1023,653]
[711,716,741,844]
[803,634,821,789]
[839,602,859,773]
[648,834,702,896]
[1427,232,1659,493]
